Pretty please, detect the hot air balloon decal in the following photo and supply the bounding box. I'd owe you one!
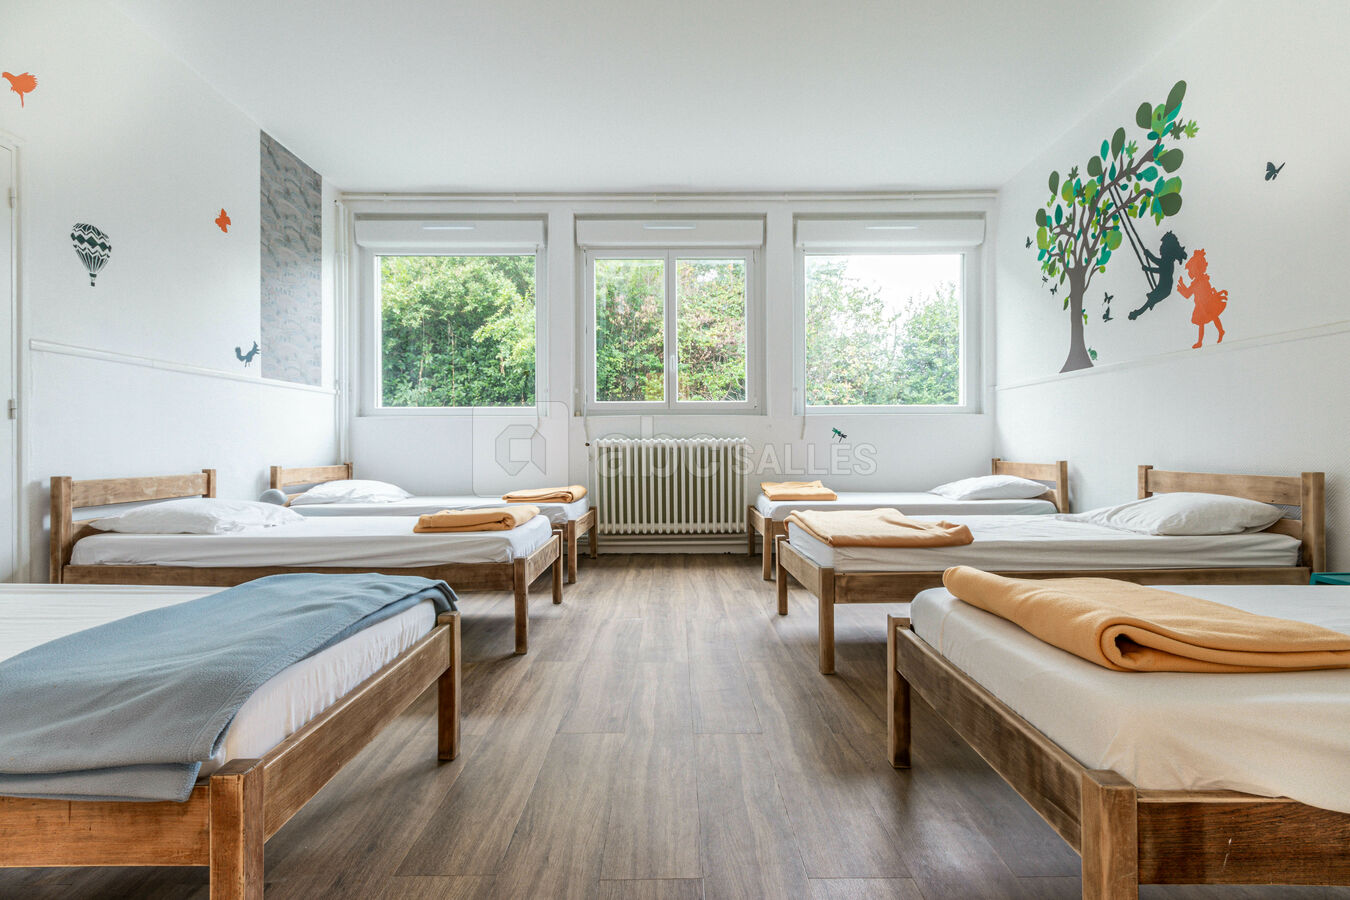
[70,223,111,286]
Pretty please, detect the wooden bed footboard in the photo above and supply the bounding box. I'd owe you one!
[0,611,461,900]
[885,616,1350,898]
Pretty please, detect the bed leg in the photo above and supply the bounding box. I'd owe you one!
[209,759,264,900]
[552,536,564,604]
[566,522,578,585]
[1080,770,1139,900]
[747,509,756,557]
[818,585,836,675]
[776,546,790,616]
[439,612,461,761]
[761,524,774,581]
[886,616,911,768]
[589,522,598,559]
[513,560,529,655]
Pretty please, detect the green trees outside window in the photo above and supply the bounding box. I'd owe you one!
[804,255,961,406]
[378,255,536,408]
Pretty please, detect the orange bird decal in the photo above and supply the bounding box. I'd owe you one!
[215,209,231,233]
[2,72,37,107]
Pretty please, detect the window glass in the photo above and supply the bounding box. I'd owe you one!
[804,254,962,406]
[594,258,665,402]
[378,255,536,407]
[676,259,747,402]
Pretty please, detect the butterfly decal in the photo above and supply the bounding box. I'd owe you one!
[1265,162,1285,181]
[1050,284,1058,296]
[1025,236,1032,249]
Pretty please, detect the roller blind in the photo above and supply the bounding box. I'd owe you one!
[795,217,984,250]
[576,218,764,249]
[353,217,545,251]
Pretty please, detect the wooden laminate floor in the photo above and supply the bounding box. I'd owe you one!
[4,554,1347,900]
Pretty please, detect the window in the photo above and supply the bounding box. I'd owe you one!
[580,218,761,412]
[354,218,545,412]
[795,218,983,412]
[804,253,962,406]
[377,254,536,407]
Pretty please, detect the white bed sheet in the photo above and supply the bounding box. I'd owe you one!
[786,514,1300,571]
[71,514,554,568]
[291,495,590,526]
[0,584,436,777]
[756,491,1056,520]
[910,584,1350,812]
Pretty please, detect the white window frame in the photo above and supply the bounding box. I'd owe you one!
[793,243,982,415]
[582,247,762,415]
[358,243,547,416]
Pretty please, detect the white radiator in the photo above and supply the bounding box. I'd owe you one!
[594,438,750,535]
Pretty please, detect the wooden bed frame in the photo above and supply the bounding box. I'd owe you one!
[0,607,462,900]
[885,614,1350,898]
[271,462,598,585]
[747,458,1070,581]
[777,467,1325,674]
[51,470,561,654]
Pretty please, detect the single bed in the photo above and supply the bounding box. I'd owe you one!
[885,583,1350,898]
[0,582,461,900]
[271,463,597,584]
[776,466,1325,673]
[51,470,561,654]
[748,458,1069,580]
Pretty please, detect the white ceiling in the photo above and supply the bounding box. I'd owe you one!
[111,0,1219,193]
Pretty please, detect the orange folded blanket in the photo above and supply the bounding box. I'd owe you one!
[502,485,587,503]
[761,480,838,501]
[785,509,973,547]
[414,505,540,533]
[942,566,1350,674]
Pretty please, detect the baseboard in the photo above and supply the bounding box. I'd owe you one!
[597,535,747,554]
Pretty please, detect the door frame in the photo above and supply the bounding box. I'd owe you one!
[0,132,25,581]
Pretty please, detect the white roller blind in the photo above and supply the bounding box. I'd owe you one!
[795,217,984,250]
[354,217,545,251]
[576,218,764,249]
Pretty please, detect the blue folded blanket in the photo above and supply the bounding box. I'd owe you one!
[0,573,455,802]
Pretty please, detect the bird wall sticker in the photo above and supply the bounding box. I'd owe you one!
[1176,248,1227,348]
[1,72,36,107]
[70,224,111,286]
[1265,162,1285,181]
[215,209,231,233]
[235,341,261,366]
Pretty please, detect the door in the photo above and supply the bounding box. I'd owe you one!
[0,145,15,581]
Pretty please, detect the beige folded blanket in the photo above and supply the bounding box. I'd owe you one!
[761,480,838,501]
[786,509,973,547]
[502,485,587,503]
[414,505,540,533]
[943,566,1350,674]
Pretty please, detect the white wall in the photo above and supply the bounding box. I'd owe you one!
[994,0,1350,565]
[345,196,999,517]
[1,2,339,579]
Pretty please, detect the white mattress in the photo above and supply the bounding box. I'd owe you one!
[786,515,1300,572]
[291,495,590,526]
[911,584,1350,812]
[71,514,554,568]
[0,584,436,777]
[756,491,1056,521]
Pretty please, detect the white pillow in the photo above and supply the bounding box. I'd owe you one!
[93,498,304,535]
[288,479,412,506]
[930,474,1050,501]
[1058,492,1283,536]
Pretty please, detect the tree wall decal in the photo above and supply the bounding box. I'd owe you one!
[1034,80,1198,372]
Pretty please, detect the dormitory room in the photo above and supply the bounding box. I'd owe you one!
[0,1,1347,898]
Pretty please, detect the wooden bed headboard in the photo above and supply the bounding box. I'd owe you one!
[991,458,1070,513]
[1138,465,1326,572]
[49,470,217,584]
[269,462,354,492]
